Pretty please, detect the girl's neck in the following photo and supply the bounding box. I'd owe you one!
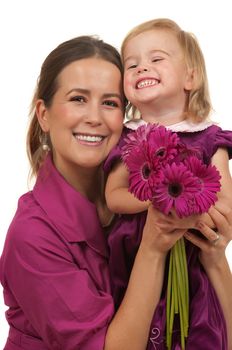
[136,96,187,126]
[140,108,186,126]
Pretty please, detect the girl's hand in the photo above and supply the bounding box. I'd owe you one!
[184,203,232,268]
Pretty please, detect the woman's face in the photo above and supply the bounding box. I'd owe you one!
[37,57,124,177]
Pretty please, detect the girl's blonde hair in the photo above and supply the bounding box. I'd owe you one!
[27,36,124,178]
[121,18,212,122]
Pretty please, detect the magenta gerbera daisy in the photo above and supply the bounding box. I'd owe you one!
[147,125,180,167]
[184,156,221,213]
[122,124,157,160]
[174,142,202,163]
[152,162,201,218]
[126,144,162,201]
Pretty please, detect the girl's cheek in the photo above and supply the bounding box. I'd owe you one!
[123,79,132,96]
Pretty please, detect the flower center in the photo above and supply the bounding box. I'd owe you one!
[141,163,151,180]
[168,183,183,197]
[155,147,166,158]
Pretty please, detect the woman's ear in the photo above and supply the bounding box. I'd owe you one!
[36,99,50,132]
[184,68,195,91]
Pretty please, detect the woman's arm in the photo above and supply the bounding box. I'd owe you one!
[105,161,150,214]
[104,205,186,350]
[184,203,232,350]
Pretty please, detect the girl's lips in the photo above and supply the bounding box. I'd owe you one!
[136,78,160,89]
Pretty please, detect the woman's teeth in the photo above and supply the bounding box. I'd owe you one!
[75,134,103,142]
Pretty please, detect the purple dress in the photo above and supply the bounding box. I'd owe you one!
[0,154,114,350]
[104,124,232,350]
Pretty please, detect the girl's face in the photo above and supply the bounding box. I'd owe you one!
[123,29,194,120]
[37,58,124,178]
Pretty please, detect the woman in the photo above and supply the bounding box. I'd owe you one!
[0,35,231,350]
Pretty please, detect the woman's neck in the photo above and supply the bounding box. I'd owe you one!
[73,167,104,203]
[53,157,113,227]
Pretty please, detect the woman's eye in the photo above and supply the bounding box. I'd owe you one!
[70,96,86,103]
[103,100,119,108]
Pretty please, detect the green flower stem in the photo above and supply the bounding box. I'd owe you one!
[175,241,188,328]
[166,238,189,350]
[166,250,174,349]
[180,238,189,335]
[173,256,178,314]
[177,282,186,350]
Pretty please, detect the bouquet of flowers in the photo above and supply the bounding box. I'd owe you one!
[121,123,221,349]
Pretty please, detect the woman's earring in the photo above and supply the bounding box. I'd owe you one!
[41,133,50,152]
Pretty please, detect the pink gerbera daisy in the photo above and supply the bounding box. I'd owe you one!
[147,125,180,167]
[184,156,221,213]
[174,142,202,163]
[152,162,201,218]
[126,144,162,201]
[122,124,157,160]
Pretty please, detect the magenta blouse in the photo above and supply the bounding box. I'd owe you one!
[0,154,114,350]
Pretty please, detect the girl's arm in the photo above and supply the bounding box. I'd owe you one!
[196,148,232,229]
[105,161,150,214]
[211,148,232,207]
[184,203,232,350]
[104,205,186,350]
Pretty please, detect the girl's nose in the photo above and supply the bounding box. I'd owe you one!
[137,66,148,74]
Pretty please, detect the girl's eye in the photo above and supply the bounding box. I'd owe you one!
[152,58,163,63]
[103,100,119,108]
[128,64,137,69]
[70,96,86,103]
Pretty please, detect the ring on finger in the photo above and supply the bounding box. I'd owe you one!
[211,234,220,245]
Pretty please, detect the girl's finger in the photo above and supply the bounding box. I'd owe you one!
[201,206,232,239]
[211,203,232,226]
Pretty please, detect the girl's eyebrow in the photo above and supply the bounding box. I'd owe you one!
[123,55,136,64]
[150,49,170,56]
[124,49,170,63]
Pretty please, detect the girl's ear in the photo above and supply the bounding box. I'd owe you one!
[184,68,195,91]
[36,99,50,132]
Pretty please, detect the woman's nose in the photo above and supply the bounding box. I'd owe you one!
[84,104,102,126]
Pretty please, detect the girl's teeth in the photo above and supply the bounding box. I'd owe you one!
[137,79,158,89]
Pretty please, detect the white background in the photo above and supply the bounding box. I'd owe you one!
[0,0,231,346]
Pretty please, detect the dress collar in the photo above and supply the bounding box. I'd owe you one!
[125,119,214,132]
[33,154,108,258]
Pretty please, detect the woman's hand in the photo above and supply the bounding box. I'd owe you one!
[184,202,232,268]
[141,205,187,256]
